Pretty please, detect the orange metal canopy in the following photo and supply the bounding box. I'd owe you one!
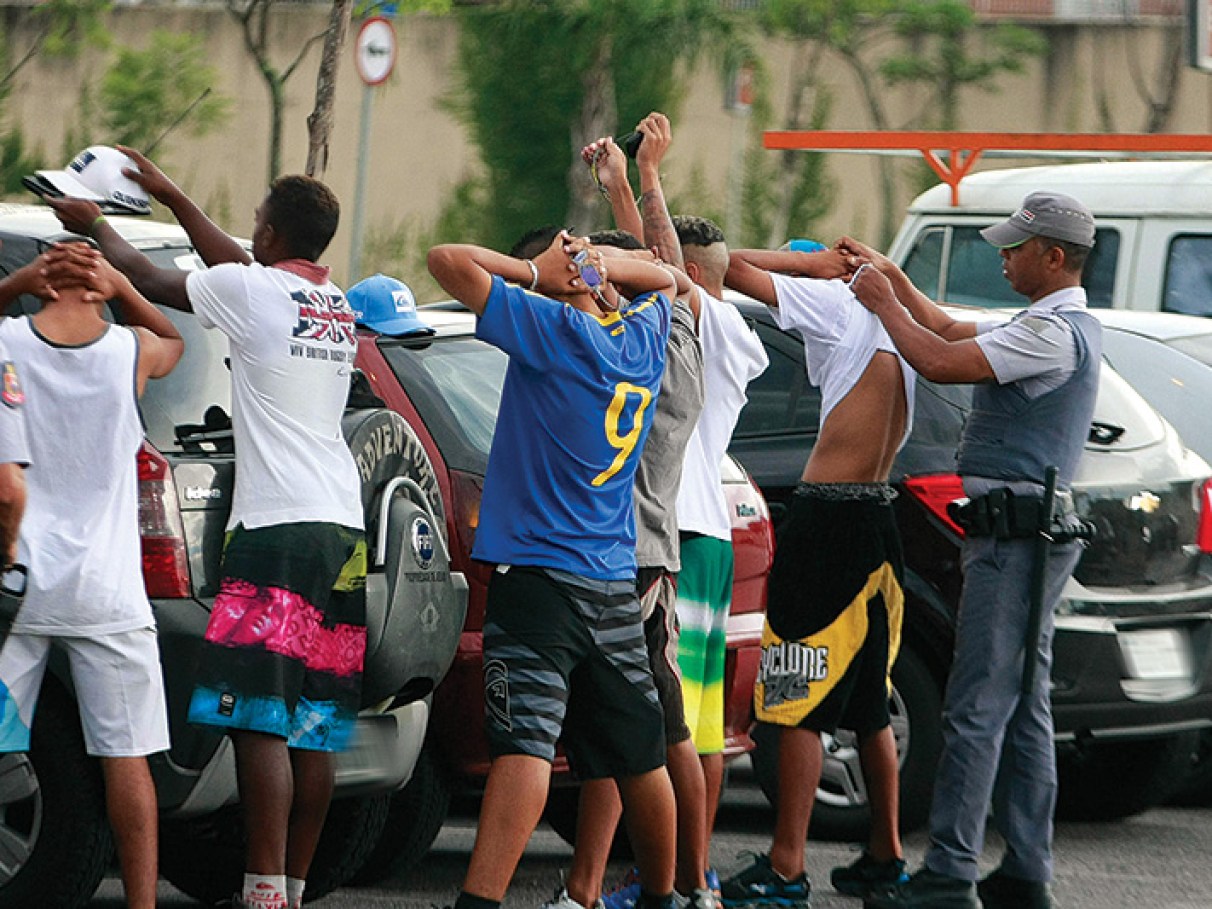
[764,130,1212,204]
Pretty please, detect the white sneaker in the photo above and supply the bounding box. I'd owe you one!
[542,886,606,909]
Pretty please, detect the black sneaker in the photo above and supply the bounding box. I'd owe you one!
[720,854,811,908]
[977,869,1052,909]
[829,852,909,898]
[862,868,979,909]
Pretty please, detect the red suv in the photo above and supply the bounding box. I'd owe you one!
[354,304,774,865]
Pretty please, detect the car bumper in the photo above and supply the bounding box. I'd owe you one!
[1053,608,1212,742]
[161,698,430,818]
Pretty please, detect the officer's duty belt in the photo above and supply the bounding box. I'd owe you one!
[946,487,1092,543]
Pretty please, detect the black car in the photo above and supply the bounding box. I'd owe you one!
[727,296,1212,839]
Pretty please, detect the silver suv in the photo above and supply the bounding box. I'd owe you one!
[0,205,467,907]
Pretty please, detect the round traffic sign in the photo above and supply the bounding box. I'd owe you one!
[355,16,396,86]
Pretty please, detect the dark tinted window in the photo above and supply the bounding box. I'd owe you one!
[733,321,820,437]
[906,225,1119,309]
[1163,235,1212,317]
[893,379,971,478]
[379,334,507,474]
[902,228,943,299]
[944,227,1023,307]
[132,248,232,451]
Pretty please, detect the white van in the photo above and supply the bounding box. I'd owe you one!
[886,160,1212,316]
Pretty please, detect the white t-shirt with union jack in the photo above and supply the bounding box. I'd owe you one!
[186,261,363,531]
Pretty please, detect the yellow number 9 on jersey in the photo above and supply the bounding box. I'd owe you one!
[592,382,653,487]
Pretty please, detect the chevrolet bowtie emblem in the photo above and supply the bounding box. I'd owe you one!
[1126,491,1161,514]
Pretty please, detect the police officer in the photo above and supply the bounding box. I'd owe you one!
[842,192,1100,909]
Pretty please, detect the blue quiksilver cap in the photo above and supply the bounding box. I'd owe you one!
[786,239,827,253]
[347,274,435,337]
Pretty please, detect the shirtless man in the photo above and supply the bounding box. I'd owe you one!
[719,246,915,907]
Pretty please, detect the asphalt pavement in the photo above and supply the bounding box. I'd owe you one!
[90,760,1212,908]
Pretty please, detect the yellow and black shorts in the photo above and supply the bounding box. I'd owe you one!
[755,483,904,737]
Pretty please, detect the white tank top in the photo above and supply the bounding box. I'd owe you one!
[0,317,153,636]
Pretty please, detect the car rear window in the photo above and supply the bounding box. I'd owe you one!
[379,335,507,474]
[121,247,233,452]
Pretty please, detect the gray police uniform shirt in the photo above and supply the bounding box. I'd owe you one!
[634,297,704,574]
[966,285,1085,498]
[0,337,29,467]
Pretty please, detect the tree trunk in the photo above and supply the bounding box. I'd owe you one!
[566,36,616,235]
[306,0,353,178]
[1142,25,1184,134]
[268,73,284,182]
[844,48,897,249]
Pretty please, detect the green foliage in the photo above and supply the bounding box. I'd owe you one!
[0,129,45,196]
[760,0,899,53]
[99,30,231,150]
[880,0,1046,129]
[446,0,738,252]
[739,82,834,248]
[353,0,450,19]
[0,1,111,195]
[32,0,111,60]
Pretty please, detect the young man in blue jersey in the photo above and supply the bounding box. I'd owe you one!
[428,232,681,909]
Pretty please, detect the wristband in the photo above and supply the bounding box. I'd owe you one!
[90,215,108,237]
[525,259,539,292]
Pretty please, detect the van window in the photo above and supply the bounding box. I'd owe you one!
[1162,235,1212,317]
[902,228,943,299]
[902,226,1119,309]
[944,228,1023,307]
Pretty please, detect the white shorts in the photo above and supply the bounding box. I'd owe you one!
[0,627,170,758]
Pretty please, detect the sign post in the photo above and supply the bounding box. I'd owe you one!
[349,16,397,284]
[1190,0,1212,71]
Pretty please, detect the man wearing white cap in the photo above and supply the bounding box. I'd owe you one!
[49,151,364,909]
[845,191,1101,909]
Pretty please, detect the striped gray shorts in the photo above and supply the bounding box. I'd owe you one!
[482,565,666,780]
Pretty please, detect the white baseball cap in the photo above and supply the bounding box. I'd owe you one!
[28,146,151,216]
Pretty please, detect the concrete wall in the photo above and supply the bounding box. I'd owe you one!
[4,6,1210,297]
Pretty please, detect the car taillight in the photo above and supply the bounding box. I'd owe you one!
[448,469,494,589]
[137,442,191,598]
[1197,479,1212,555]
[903,473,967,538]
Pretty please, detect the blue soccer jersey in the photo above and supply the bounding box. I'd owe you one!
[472,276,671,580]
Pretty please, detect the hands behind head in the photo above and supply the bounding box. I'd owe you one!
[835,235,892,273]
[529,230,604,296]
[847,260,898,315]
[24,242,131,304]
